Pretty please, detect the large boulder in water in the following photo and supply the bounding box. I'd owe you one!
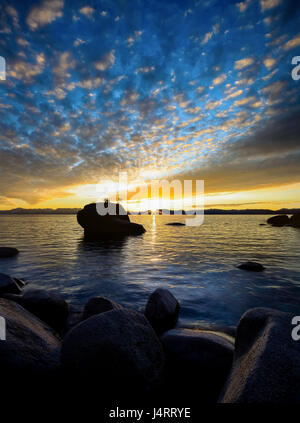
[237,261,265,272]
[0,298,61,378]
[77,202,145,240]
[61,309,165,396]
[161,328,234,402]
[145,288,180,335]
[289,213,300,228]
[21,288,69,332]
[267,215,289,227]
[0,247,19,258]
[219,308,300,403]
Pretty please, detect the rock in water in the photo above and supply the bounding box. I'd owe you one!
[267,215,289,227]
[161,329,234,401]
[0,273,22,295]
[0,298,60,377]
[219,308,300,403]
[165,222,185,226]
[0,247,19,258]
[21,288,69,332]
[145,288,180,334]
[61,309,164,396]
[289,213,300,228]
[77,202,146,240]
[237,261,265,272]
[82,296,122,320]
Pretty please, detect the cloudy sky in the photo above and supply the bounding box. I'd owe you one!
[0,0,300,210]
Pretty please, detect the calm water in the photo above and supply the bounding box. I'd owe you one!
[0,214,300,329]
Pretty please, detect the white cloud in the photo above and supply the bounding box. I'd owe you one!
[234,57,254,69]
[260,0,282,12]
[283,34,300,51]
[213,73,227,85]
[79,6,95,19]
[95,51,115,71]
[27,0,64,30]
[236,0,251,12]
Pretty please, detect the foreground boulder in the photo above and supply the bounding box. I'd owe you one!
[0,298,60,377]
[0,247,19,258]
[77,202,145,240]
[219,308,300,403]
[0,273,22,295]
[82,296,122,320]
[21,288,69,332]
[237,261,265,272]
[61,309,164,396]
[145,288,180,335]
[161,329,234,401]
[267,215,290,227]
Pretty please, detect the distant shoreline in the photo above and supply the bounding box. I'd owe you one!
[0,208,299,216]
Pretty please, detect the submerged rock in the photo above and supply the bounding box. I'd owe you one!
[219,308,300,403]
[267,215,290,227]
[161,328,234,401]
[21,288,69,332]
[145,288,180,335]
[0,298,61,377]
[77,202,146,240]
[237,261,265,272]
[82,296,122,320]
[0,247,19,258]
[165,222,185,226]
[61,309,164,395]
[0,273,22,295]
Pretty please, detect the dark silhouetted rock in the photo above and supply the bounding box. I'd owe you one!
[0,247,19,258]
[61,309,164,396]
[0,298,61,377]
[161,328,234,401]
[267,214,290,227]
[219,308,300,403]
[82,296,122,320]
[21,288,69,332]
[77,202,146,240]
[0,273,22,295]
[145,288,180,335]
[237,261,265,272]
[64,304,83,335]
[165,222,185,226]
[289,213,300,228]
[13,277,26,288]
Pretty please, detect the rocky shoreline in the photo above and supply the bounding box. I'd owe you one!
[1,272,300,403]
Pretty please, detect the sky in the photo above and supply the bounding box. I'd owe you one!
[0,0,300,211]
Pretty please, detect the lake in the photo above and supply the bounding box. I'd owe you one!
[0,214,300,330]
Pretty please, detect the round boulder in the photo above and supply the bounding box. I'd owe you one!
[0,273,22,295]
[82,296,122,320]
[0,298,61,378]
[161,329,234,401]
[0,247,19,258]
[61,309,165,396]
[219,308,300,403]
[21,288,69,332]
[145,288,180,335]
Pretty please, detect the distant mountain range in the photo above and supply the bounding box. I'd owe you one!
[0,207,299,215]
